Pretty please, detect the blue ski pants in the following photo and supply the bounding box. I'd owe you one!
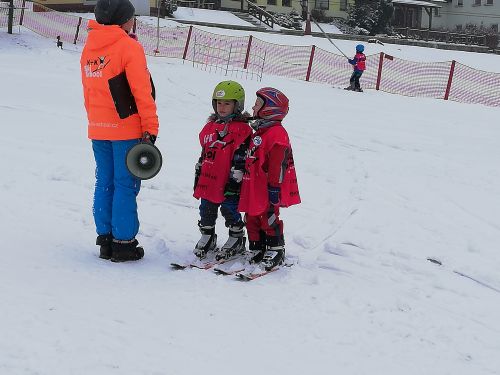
[350,70,363,89]
[199,195,243,228]
[92,139,141,241]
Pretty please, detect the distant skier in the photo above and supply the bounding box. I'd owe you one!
[238,87,301,271]
[193,81,252,261]
[345,44,366,92]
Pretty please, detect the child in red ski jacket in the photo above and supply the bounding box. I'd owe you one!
[193,81,252,261]
[238,87,301,271]
[346,44,366,92]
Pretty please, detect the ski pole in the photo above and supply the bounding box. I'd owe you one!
[311,17,349,59]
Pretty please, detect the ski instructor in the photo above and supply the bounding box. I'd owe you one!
[80,0,159,262]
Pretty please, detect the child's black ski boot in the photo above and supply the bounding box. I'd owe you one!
[194,223,217,259]
[96,234,113,260]
[216,223,246,261]
[344,82,355,91]
[110,238,144,262]
[261,235,285,271]
[244,231,267,264]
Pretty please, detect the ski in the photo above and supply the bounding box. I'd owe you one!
[170,252,218,270]
[236,267,280,281]
[213,257,247,275]
[170,252,243,271]
[235,260,295,281]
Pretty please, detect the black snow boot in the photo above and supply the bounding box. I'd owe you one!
[96,234,113,260]
[194,223,217,259]
[261,235,285,271]
[110,238,144,262]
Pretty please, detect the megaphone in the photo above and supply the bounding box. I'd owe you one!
[126,142,163,180]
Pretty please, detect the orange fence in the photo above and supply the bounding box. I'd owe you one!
[2,0,500,107]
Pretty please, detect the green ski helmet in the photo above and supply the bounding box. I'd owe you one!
[212,80,245,114]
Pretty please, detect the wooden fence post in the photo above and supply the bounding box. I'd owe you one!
[444,60,456,100]
[305,45,315,82]
[73,17,82,45]
[8,0,13,34]
[20,0,26,26]
[244,35,253,69]
[376,52,384,91]
[182,25,193,60]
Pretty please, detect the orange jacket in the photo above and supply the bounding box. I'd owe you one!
[80,20,159,140]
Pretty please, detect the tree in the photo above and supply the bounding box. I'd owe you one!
[347,0,394,35]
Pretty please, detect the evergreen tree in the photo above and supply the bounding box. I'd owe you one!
[347,0,394,35]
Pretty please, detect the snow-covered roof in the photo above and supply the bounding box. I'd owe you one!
[392,0,442,8]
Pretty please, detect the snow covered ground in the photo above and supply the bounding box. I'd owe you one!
[1,15,500,375]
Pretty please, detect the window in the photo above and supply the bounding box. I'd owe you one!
[267,0,277,5]
[486,0,493,5]
[456,24,463,31]
[473,0,481,5]
[491,24,498,32]
[315,0,329,10]
[457,0,463,6]
[340,0,347,11]
[282,0,291,6]
[434,7,440,16]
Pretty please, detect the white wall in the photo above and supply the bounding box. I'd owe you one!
[423,0,500,30]
[131,0,150,15]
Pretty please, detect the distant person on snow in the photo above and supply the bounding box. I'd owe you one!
[238,87,301,271]
[192,81,252,261]
[80,0,159,262]
[345,44,366,92]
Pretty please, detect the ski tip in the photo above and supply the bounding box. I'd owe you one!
[236,273,253,281]
[170,263,188,270]
[213,268,231,275]
[427,258,442,266]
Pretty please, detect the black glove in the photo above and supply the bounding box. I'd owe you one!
[142,132,156,145]
[268,185,281,206]
[193,158,202,190]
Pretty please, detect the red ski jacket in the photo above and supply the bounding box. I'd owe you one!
[349,52,366,72]
[193,118,252,204]
[239,123,300,216]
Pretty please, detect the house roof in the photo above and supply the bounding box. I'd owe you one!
[392,0,443,8]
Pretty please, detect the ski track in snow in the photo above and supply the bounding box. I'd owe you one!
[1,28,500,375]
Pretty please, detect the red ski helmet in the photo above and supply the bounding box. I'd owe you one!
[255,87,289,121]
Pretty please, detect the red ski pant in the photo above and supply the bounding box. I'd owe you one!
[244,205,283,242]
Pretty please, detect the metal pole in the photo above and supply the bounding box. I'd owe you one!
[311,17,348,58]
[444,60,455,100]
[155,0,160,54]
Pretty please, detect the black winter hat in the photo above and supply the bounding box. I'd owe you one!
[94,0,135,26]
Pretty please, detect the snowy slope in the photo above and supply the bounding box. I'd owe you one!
[1,25,500,375]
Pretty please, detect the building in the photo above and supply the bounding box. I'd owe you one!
[423,0,500,31]
[392,0,500,31]
[37,0,355,19]
[220,0,355,19]
[35,0,151,15]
